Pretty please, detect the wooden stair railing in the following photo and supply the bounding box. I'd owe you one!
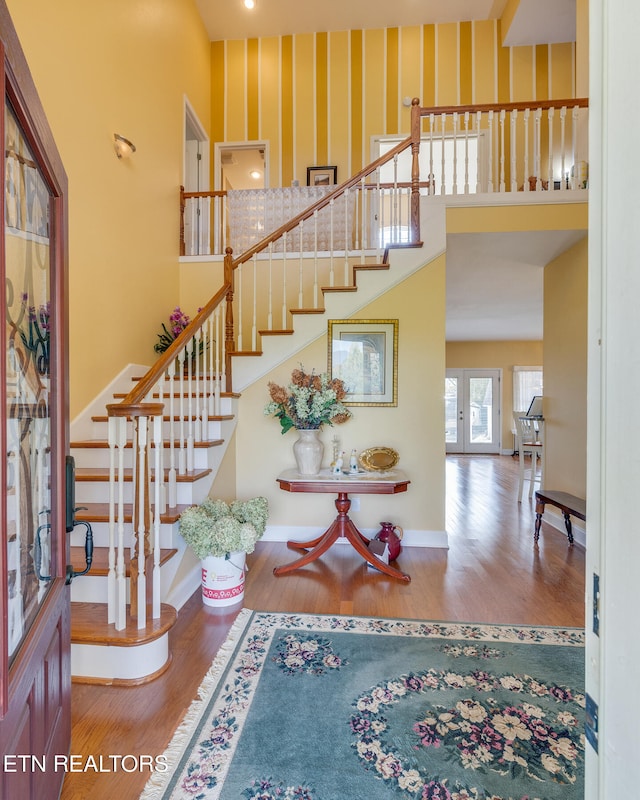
[105,280,230,631]
[181,97,589,258]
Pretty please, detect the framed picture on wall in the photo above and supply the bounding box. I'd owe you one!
[328,319,398,406]
[307,165,337,187]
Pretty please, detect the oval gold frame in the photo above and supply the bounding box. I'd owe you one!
[359,446,399,472]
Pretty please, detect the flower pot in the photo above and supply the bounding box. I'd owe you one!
[293,428,324,475]
[201,552,246,607]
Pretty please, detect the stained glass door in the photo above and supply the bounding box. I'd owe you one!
[0,12,70,799]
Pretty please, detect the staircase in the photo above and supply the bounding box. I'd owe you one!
[64,242,432,684]
[68,368,239,684]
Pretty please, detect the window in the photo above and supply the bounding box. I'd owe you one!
[513,367,543,413]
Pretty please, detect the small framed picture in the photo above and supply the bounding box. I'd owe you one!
[307,165,337,187]
[328,319,398,406]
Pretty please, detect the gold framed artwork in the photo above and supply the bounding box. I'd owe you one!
[328,319,398,406]
[306,165,337,187]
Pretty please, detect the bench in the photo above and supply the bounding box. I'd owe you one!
[534,490,586,545]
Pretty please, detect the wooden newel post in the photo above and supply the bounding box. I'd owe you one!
[179,185,186,257]
[224,247,235,393]
[410,97,421,244]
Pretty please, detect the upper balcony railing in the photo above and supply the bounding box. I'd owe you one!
[181,97,589,259]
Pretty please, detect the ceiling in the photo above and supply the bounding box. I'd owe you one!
[196,0,580,341]
[195,0,575,44]
[445,229,586,341]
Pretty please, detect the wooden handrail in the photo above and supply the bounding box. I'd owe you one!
[107,280,231,413]
[418,97,589,117]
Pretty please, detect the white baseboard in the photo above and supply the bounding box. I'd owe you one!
[262,525,448,549]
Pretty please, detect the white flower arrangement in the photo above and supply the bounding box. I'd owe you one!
[179,497,268,559]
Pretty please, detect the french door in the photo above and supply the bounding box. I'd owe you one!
[445,369,501,454]
[0,7,70,800]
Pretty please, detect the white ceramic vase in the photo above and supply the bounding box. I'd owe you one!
[201,551,246,607]
[293,428,324,475]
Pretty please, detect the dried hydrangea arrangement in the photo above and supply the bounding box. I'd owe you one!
[264,366,352,434]
[179,497,268,559]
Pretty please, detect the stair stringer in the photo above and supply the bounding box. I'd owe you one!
[231,199,446,392]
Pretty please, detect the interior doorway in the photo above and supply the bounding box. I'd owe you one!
[445,369,502,454]
[183,99,210,253]
[214,140,269,191]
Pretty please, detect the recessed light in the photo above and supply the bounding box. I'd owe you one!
[244,0,256,9]
[249,169,262,180]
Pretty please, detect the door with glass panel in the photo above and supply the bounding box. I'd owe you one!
[445,369,501,454]
[0,15,70,800]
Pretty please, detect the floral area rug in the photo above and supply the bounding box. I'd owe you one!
[140,609,585,800]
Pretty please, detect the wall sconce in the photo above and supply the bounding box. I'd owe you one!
[114,133,136,159]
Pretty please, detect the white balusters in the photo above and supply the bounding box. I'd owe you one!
[474,111,482,193]
[499,109,506,192]
[440,114,446,194]
[237,262,243,350]
[329,200,335,285]
[298,224,304,308]
[452,112,459,194]
[151,414,162,620]
[177,349,186,475]
[523,109,530,190]
[534,108,542,190]
[167,361,177,508]
[282,231,288,328]
[135,415,147,629]
[547,106,555,189]
[251,254,258,350]
[559,106,567,190]
[510,109,518,192]
[463,111,470,194]
[487,110,494,192]
[186,339,194,472]
[344,188,350,284]
[107,415,127,630]
[214,306,221,416]
[267,242,274,330]
[313,211,319,307]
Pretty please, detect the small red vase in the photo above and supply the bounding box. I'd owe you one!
[375,522,403,561]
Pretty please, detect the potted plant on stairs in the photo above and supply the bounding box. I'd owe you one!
[179,496,268,607]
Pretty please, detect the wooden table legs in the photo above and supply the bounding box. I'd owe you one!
[273,492,411,582]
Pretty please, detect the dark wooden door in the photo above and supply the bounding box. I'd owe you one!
[0,4,70,799]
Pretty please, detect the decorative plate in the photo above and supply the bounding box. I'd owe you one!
[359,446,399,471]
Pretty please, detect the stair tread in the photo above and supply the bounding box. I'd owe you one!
[290,308,325,315]
[70,546,178,575]
[71,438,224,449]
[321,285,357,292]
[229,350,263,357]
[258,329,294,336]
[71,602,177,646]
[75,502,190,524]
[75,467,212,482]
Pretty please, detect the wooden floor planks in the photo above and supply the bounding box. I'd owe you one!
[60,455,585,799]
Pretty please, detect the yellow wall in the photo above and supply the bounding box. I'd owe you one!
[232,257,446,537]
[7,0,212,417]
[446,340,543,449]
[211,22,576,187]
[543,237,588,496]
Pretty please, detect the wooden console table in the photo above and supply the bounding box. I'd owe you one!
[274,468,411,582]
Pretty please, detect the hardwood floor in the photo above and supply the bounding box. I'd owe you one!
[60,455,585,799]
